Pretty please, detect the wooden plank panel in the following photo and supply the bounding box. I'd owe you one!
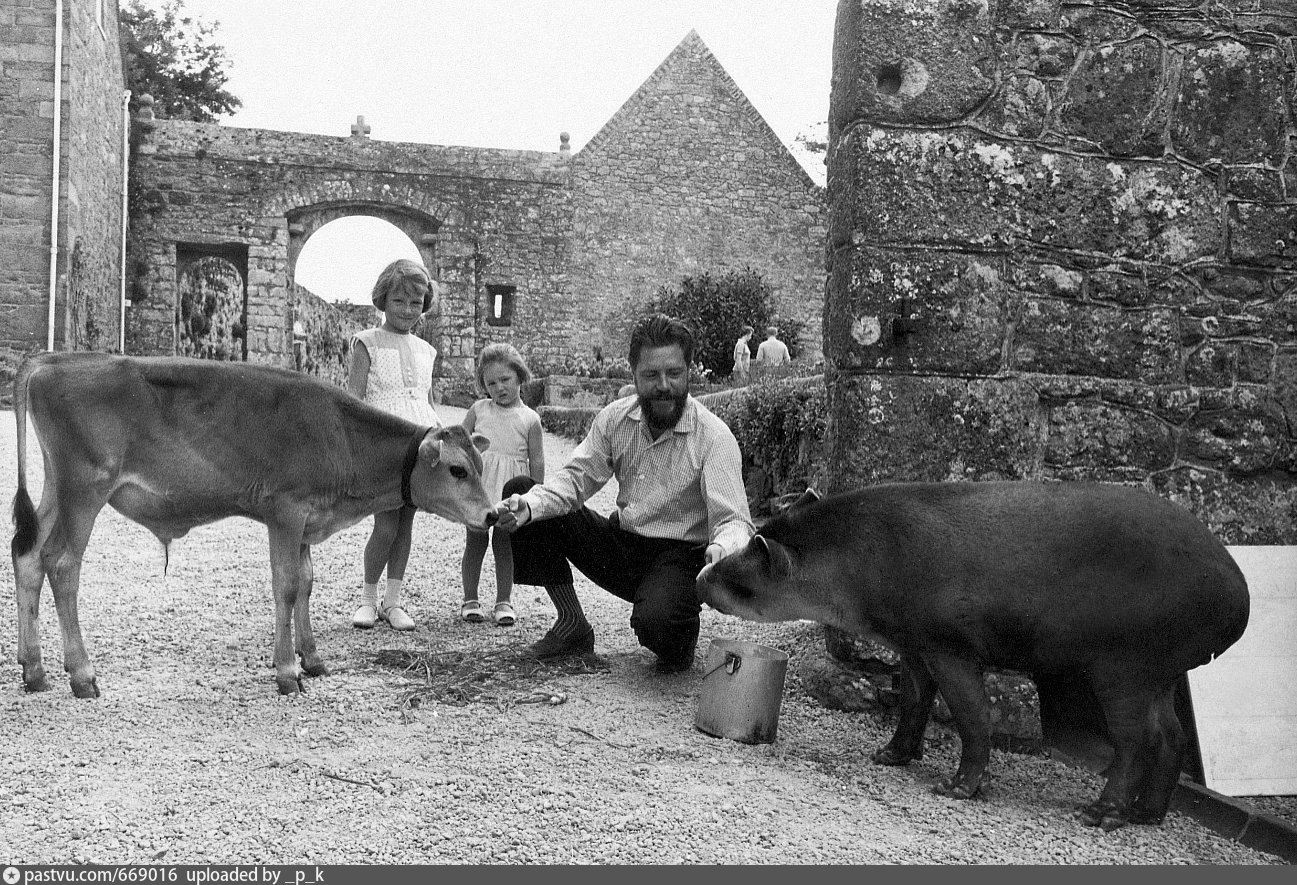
[1187,546,1297,797]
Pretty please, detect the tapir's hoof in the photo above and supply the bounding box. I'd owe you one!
[70,677,100,699]
[934,778,981,800]
[1128,806,1167,826]
[301,660,330,678]
[1077,800,1129,831]
[872,746,918,767]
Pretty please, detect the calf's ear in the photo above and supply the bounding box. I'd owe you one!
[470,432,491,454]
[419,433,443,466]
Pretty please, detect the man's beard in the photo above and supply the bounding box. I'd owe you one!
[639,391,687,432]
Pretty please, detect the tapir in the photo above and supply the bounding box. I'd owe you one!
[695,481,1250,831]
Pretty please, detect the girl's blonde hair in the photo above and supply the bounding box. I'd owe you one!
[476,343,532,394]
[372,259,439,313]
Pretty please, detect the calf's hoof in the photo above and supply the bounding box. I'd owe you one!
[70,677,100,699]
[275,672,305,695]
[872,746,919,767]
[22,666,50,693]
[301,660,330,678]
[1077,799,1130,831]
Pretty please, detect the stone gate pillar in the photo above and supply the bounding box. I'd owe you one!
[824,0,1296,543]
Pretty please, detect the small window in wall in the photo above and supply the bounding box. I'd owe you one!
[485,284,517,327]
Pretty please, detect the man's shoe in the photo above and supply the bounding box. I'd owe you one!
[654,642,697,674]
[528,625,595,661]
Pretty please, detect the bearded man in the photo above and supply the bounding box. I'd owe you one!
[495,315,755,674]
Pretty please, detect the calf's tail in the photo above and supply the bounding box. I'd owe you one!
[11,357,39,558]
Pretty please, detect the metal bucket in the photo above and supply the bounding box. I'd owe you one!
[694,638,789,744]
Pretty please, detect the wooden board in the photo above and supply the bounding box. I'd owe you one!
[1187,546,1297,797]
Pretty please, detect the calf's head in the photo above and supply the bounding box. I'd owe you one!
[409,425,497,530]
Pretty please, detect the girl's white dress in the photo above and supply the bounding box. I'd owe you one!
[352,327,442,428]
[468,398,541,500]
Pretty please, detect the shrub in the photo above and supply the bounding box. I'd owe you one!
[706,375,829,516]
[640,268,810,379]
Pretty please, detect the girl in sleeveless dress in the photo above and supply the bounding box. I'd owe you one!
[460,344,545,626]
[348,259,442,632]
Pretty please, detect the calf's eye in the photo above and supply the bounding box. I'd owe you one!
[449,466,467,479]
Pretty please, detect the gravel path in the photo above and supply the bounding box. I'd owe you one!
[0,405,1286,865]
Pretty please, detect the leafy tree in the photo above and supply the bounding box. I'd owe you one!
[119,0,241,122]
[640,268,807,379]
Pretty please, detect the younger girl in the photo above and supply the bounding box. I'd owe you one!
[460,343,545,626]
[349,258,442,632]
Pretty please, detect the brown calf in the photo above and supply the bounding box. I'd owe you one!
[10,352,497,696]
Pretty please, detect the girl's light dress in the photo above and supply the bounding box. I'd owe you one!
[468,398,542,500]
[353,327,442,428]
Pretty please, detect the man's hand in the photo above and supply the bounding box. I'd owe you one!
[696,543,725,582]
[495,495,531,532]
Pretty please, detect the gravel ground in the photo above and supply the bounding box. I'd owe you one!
[0,405,1288,865]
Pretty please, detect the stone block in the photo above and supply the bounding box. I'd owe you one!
[824,245,1009,376]
[1010,298,1181,383]
[1058,36,1167,158]
[1044,398,1176,474]
[1171,41,1288,166]
[828,127,1221,264]
[1152,467,1297,545]
[826,373,1046,490]
[831,0,996,132]
[1230,203,1297,267]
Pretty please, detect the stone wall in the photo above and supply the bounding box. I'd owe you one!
[1,0,125,353]
[567,31,828,362]
[119,30,827,388]
[125,118,572,387]
[826,0,1297,542]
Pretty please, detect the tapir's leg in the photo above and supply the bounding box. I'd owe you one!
[45,488,110,699]
[1079,668,1159,831]
[1129,685,1186,825]
[294,544,328,678]
[267,523,307,695]
[874,652,939,766]
[924,652,992,799]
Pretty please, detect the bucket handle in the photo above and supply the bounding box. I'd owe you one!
[703,650,743,680]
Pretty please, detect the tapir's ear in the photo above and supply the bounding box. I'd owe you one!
[470,432,491,454]
[789,488,822,510]
[752,535,795,581]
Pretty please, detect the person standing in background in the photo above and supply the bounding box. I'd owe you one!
[731,325,754,386]
[753,325,790,377]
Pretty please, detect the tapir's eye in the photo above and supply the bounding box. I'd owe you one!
[449,466,468,479]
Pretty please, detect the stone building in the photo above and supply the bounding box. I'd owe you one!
[826,0,1297,542]
[1,0,128,354]
[123,30,828,392]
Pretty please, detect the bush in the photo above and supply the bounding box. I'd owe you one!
[706,375,829,516]
[640,268,810,379]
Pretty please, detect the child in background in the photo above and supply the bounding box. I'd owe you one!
[348,258,442,632]
[460,344,545,626]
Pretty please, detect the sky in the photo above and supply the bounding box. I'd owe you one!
[160,0,838,303]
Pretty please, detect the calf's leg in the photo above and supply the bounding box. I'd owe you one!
[874,652,939,766]
[12,494,54,692]
[44,490,107,698]
[293,544,328,677]
[267,524,307,695]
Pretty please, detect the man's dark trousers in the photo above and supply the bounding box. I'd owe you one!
[503,476,703,662]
